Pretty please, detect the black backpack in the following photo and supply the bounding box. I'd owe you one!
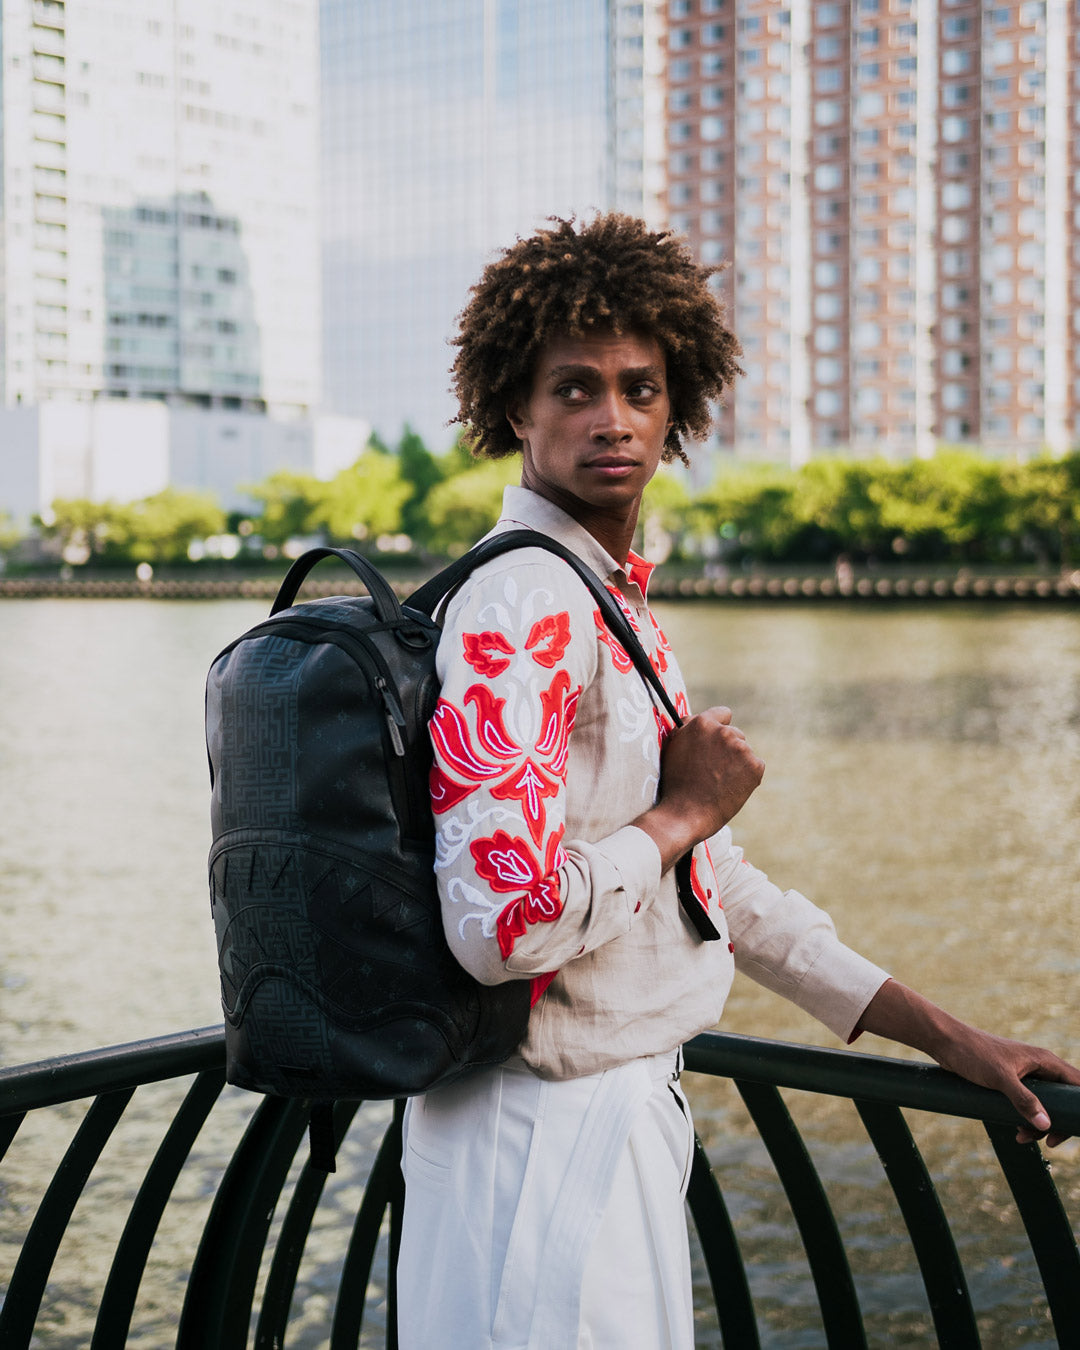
[205,530,711,1166]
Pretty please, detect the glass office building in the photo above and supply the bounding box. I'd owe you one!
[321,0,663,451]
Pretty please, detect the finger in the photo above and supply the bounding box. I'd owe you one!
[1008,1083,1051,1137]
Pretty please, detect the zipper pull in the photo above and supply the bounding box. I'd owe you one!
[376,676,406,756]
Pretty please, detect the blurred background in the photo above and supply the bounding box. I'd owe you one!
[0,0,1079,572]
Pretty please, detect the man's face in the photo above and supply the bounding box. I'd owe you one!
[507,329,672,528]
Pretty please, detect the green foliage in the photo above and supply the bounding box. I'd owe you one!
[999,453,1080,566]
[314,451,411,543]
[422,457,521,556]
[37,491,225,563]
[245,469,324,546]
[16,445,1080,570]
[397,425,447,543]
[123,489,226,562]
[691,464,803,560]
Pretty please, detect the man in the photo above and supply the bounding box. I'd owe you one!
[396,214,1080,1349]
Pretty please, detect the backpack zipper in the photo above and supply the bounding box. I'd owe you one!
[241,614,428,843]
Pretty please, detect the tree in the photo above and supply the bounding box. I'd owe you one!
[396,426,444,544]
[246,469,325,546]
[1001,453,1080,567]
[315,450,411,544]
[691,465,802,560]
[422,457,521,555]
[123,489,226,562]
[35,498,132,562]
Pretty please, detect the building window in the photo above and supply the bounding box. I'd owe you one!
[942,49,971,75]
[941,215,969,242]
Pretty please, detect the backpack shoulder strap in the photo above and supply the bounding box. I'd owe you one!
[408,529,681,725]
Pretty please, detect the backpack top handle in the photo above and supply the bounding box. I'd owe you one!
[270,546,405,623]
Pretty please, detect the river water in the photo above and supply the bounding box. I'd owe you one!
[1,596,1078,1345]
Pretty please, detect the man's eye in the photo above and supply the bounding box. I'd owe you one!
[629,383,659,399]
[556,384,588,399]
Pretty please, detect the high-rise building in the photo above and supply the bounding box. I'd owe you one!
[0,0,339,523]
[662,0,1077,462]
[1,0,321,413]
[320,0,666,452]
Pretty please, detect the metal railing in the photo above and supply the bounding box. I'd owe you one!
[1,1027,1078,1348]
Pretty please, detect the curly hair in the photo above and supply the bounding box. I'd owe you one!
[449,213,742,464]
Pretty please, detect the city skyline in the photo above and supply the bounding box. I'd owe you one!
[2,0,1078,529]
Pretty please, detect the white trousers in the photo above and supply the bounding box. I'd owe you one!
[396,1052,695,1350]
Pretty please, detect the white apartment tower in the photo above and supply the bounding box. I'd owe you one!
[0,0,320,416]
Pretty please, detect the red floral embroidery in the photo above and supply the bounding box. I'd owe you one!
[429,674,581,846]
[594,608,634,673]
[605,584,642,632]
[525,612,571,668]
[689,852,711,913]
[462,630,515,677]
[471,828,567,959]
[649,613,673,675]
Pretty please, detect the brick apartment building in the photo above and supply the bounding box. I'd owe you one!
[661,0,1076,462]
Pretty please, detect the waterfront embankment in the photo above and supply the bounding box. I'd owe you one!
[2,568,1079,602]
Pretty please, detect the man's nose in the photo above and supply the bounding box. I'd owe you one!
[590,391,632,443]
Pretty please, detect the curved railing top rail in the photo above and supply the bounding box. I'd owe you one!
[3,1024,1079,1135]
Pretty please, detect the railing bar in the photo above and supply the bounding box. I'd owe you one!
[737,1080,868,1350]
[176,1095,311,1350]
[985,1120,1080,1346]
[685,1132,761,1349]
[0,1110,25,1164]
[686,1032,1080,1134]
[0,1087,135,1350]
[855,1100,979,1348]
[386,1099,405,1350]
[0,1026,225,1116]
[90,1069,226,1350]
[330,1104,405,1350]
[254,1099,362,1350]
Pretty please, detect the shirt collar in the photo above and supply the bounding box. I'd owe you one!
[494,485,655,599]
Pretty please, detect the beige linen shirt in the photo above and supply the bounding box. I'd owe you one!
[430,486,888,1080]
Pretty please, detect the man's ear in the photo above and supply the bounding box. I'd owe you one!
[506,402,527,441]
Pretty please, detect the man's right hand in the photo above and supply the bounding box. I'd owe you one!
[632,706,764,872]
